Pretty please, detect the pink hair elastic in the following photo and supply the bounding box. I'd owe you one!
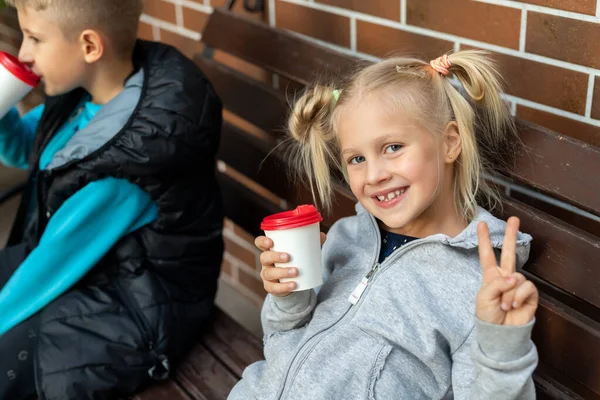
[430,54,452,76]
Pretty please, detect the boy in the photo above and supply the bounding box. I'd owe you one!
[0,1,224,399]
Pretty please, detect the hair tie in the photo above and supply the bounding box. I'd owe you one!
[332,89,342,102]
[430,54,452,76]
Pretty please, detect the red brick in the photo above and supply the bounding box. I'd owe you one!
[238,268,266,298]
[159,29,203,59]
[517,105,600,147]
[225,236,259,267]
[316,0,400,20]
[407,0,521,49]
[143,0,177,24]
[590,76,600,121]
[357,20,453,61]
[465,47,588,115]
[527,12,600,70]
[182,6,210,33]
[275,0,350,48]
[138,22,154,41]
[221,258,233,277]
[519,0,596,15]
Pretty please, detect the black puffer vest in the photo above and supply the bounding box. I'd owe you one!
[9,40,224,400]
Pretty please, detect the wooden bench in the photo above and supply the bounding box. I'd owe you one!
[1,7,599,399]
[196,8,600,400]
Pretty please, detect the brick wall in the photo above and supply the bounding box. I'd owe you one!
[3,0,600,334]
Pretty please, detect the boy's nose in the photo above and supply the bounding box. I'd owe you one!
[18,43,33,65]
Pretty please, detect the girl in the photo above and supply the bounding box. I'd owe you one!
[229,50,539,399]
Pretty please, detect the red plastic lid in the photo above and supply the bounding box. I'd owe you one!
[261,205,323,231]
[0,52,40,87]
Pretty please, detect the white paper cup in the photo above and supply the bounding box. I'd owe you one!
[261,205,324,292]
[0,52,40,119]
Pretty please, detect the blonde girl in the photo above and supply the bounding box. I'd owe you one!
[229,50,539,400]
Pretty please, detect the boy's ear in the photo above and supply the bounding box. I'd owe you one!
[444,121,462,163]
[79,29,104,64]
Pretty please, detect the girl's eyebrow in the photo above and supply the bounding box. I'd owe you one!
[341,132,411,156]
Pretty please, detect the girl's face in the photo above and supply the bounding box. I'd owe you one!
[337,94,463,238]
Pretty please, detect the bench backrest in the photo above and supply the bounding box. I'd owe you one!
[199,9,600,399]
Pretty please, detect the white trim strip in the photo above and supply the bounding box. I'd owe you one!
[164,0,213,14]
[175,3,184,27]
[487,174,600,223]
[503,93,600,127]
[269,0,276,27]
[519,8,527,52]
[400,0,407,25]
[350,17,357,52]
[586,74,596,117]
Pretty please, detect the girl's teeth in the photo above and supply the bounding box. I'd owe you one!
[388,192,396,199]
[377,196,385,201]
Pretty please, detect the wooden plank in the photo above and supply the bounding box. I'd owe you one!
[133,380,193,400]
[202,8,357,86]
[174,342,239,400]
[533,294,600,395]
[196,56,288,133]
[218,171,283,238]
[501,199,600,310]
[218,122,294,201]
[511,191,600,237]
[509,121,600,216]
[535,361,600,400]
[201,309,264,378]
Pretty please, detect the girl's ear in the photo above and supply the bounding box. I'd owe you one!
[444,121,462,163]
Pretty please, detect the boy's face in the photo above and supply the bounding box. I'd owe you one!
[17,7,88,96]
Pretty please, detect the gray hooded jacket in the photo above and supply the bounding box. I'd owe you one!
[229,205,538,399]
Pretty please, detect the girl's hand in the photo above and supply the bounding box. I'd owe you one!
[255,233,327,297]
[476,217,539,326]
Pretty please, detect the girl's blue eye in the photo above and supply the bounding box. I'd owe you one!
[349,155,365,165]
[385,144,402,154]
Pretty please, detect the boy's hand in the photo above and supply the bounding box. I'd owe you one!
[476,217,538,326]
[256,233,326,297]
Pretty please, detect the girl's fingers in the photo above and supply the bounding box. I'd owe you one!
[512,280,539,309]
[499,273,526,311]
[255,236,274,252]
[261,266,298,282]
[477,222,499,282]
[259,251,289,267]
[500,217,520,276]
[478,275,518,303]
[264,280,296,296]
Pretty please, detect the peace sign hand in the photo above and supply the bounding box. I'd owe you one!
[476,217,539,326]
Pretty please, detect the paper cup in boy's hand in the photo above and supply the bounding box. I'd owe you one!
[261,205,324,291]
[0,52,40,119]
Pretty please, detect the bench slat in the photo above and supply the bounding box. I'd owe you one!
[511,121,600,216]
[174,342,239,400]
[133,380,193,400]
[219,122,293,201]
[218,171,283,237]
[533,295,600,394]
[197,56,287,133]
[502,199,600,310]
[202,8,357,86]
[201,309,264,378]
[534,361,600,400]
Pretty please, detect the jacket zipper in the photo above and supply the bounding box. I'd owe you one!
[276,214,440,399]
[113,278,170,380]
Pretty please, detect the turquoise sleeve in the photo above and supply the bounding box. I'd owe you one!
[0,177,158,337]
[0,104,45,169]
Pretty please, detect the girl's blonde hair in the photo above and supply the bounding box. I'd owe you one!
[286,50,518,222]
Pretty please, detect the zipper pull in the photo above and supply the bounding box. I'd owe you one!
[348,263,379,305]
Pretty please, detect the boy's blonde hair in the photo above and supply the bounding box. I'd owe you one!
[6,0,144,56]
[286,50,518,221]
